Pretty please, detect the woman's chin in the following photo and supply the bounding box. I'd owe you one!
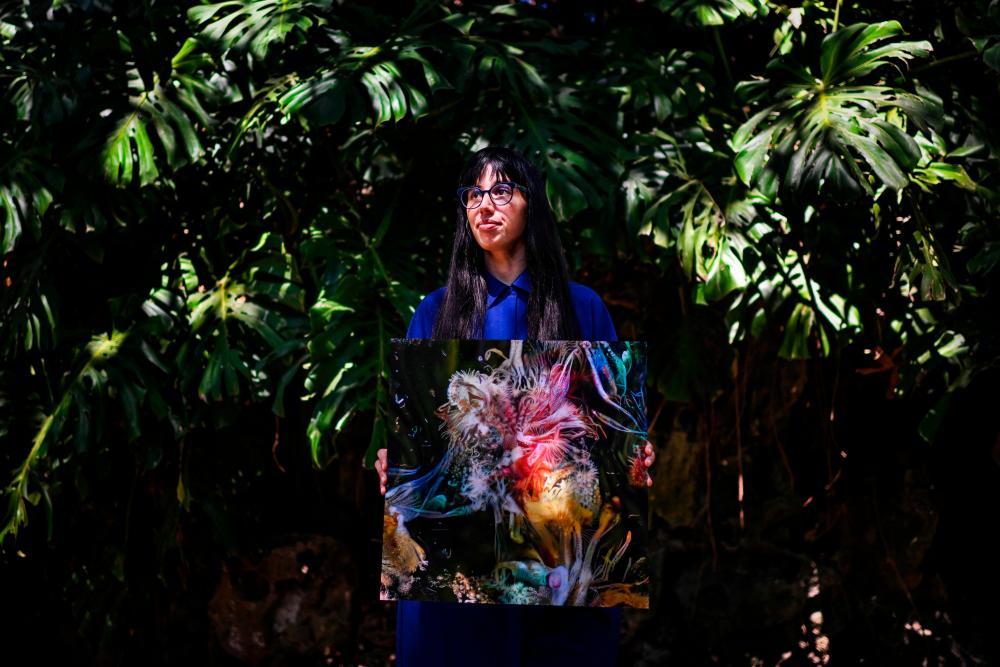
[477,237,509,253]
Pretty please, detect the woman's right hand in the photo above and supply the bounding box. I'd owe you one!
[375,448,388,496]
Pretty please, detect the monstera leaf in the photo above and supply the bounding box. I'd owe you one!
[0,318,177,544]
[658,0,768,25]
[732,21,939,198]
[298,199,425,469]
[277,45,447,128]
[0,154,53,254]
[102,37,231,187]
[174,232,308,406]
[610,48,715,129]
[193,3,461,137]
[188,0,329,60]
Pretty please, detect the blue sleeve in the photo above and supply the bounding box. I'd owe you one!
[569,282,617,342]
[405,287,445,339]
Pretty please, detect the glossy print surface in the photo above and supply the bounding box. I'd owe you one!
[381,339,649,608]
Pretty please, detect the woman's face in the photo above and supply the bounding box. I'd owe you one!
[465,165,528,255]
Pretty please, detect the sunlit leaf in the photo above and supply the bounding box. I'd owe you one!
[732,22,938,197]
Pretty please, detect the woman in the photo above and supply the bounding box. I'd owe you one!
[375,146,655,666]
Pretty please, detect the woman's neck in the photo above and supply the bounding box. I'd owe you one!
[483,244,527,285]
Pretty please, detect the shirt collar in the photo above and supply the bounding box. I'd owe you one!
[484,268,532,307]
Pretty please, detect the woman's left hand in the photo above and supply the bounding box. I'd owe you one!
[642,440,656,487]
[375,448,388,496]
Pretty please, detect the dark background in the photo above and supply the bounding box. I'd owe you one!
[1,0,999,664]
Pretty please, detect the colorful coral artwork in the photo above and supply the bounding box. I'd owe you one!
[381,339,649,608]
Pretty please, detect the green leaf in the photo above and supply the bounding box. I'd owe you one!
[779,303,815,359]
[984,43,1000,71]
[189,0,320,59]
[702,234,750,302]
[441,13,475,35]
[361,71,393,126]
[103,114,159,187]
[658,0,767,25]
[917,394,951,443]
[914,162,978,191]
[733,21,936,196]
[733,120,781,186]
[280,73,347,125]
[839,129,908,191]
[869,119,921,170]
[399,50,453,93]
[198,339,223,402]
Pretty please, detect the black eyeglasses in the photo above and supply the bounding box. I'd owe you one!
[456,181,527,209]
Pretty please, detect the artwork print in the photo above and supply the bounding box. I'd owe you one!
[380,339,649,608]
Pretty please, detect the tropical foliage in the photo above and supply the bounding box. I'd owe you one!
[1,0,998,663]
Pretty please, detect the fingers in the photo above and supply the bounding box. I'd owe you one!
[643,440,655,487]
[643,441,655,468]
[379,476,386,496]
[376,448,388,497]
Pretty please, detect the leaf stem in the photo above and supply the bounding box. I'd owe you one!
[712,27,732,84]
[1,332,127,544]
[910,49,978,74]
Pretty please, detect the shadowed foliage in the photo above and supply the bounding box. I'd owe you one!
[1,0,998,664]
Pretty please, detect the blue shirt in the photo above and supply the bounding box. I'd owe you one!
[398,268,621,667]
[405,269,618,341]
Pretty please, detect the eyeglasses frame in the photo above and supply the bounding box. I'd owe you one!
[456,181,528,209]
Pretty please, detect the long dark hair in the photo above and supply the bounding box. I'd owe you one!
[432,146,581,340]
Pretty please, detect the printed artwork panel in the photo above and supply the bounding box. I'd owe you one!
[381,340,649,608]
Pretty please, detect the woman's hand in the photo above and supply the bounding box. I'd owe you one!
[375,447,388,496]
[642,440,656,487]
